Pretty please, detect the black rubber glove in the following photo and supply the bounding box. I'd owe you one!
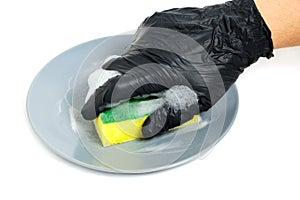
[81,0,273,138]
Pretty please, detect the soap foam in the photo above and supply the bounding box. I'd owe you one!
[164,85,198,111]
[133,98,165,117]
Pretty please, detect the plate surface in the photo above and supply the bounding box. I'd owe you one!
[27,35,239,173]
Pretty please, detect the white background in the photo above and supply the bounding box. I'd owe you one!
[1,0,300,199]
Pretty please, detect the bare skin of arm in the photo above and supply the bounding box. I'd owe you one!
[254,0,300,49]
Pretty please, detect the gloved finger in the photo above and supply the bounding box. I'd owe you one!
[102,48,194,73]
[141,103,199,138]
[101,50,162,73]
[101,56,132,73]
[81,63,191,120]
[81,75,121,120]
[141,85,199,138]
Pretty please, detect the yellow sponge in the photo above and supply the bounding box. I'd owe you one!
[94,115,199,147]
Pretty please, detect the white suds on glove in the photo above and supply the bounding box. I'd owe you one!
[164,85,198,111]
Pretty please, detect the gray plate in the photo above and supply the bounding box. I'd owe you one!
[27,35,239,174]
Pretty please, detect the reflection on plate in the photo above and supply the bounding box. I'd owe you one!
[27,35,239,173]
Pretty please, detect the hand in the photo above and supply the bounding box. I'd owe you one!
[81,0,273,138]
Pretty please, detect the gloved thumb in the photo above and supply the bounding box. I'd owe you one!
[141,86,199,138]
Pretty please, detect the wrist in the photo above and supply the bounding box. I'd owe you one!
[254,0,300,48]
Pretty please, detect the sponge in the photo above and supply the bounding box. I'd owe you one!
[93,99,199,147]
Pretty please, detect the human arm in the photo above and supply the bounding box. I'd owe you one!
[254,0,300,48]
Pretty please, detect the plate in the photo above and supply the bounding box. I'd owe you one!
[27,35,239,173]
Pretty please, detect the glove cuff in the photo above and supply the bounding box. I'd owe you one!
[232,0,274,64]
